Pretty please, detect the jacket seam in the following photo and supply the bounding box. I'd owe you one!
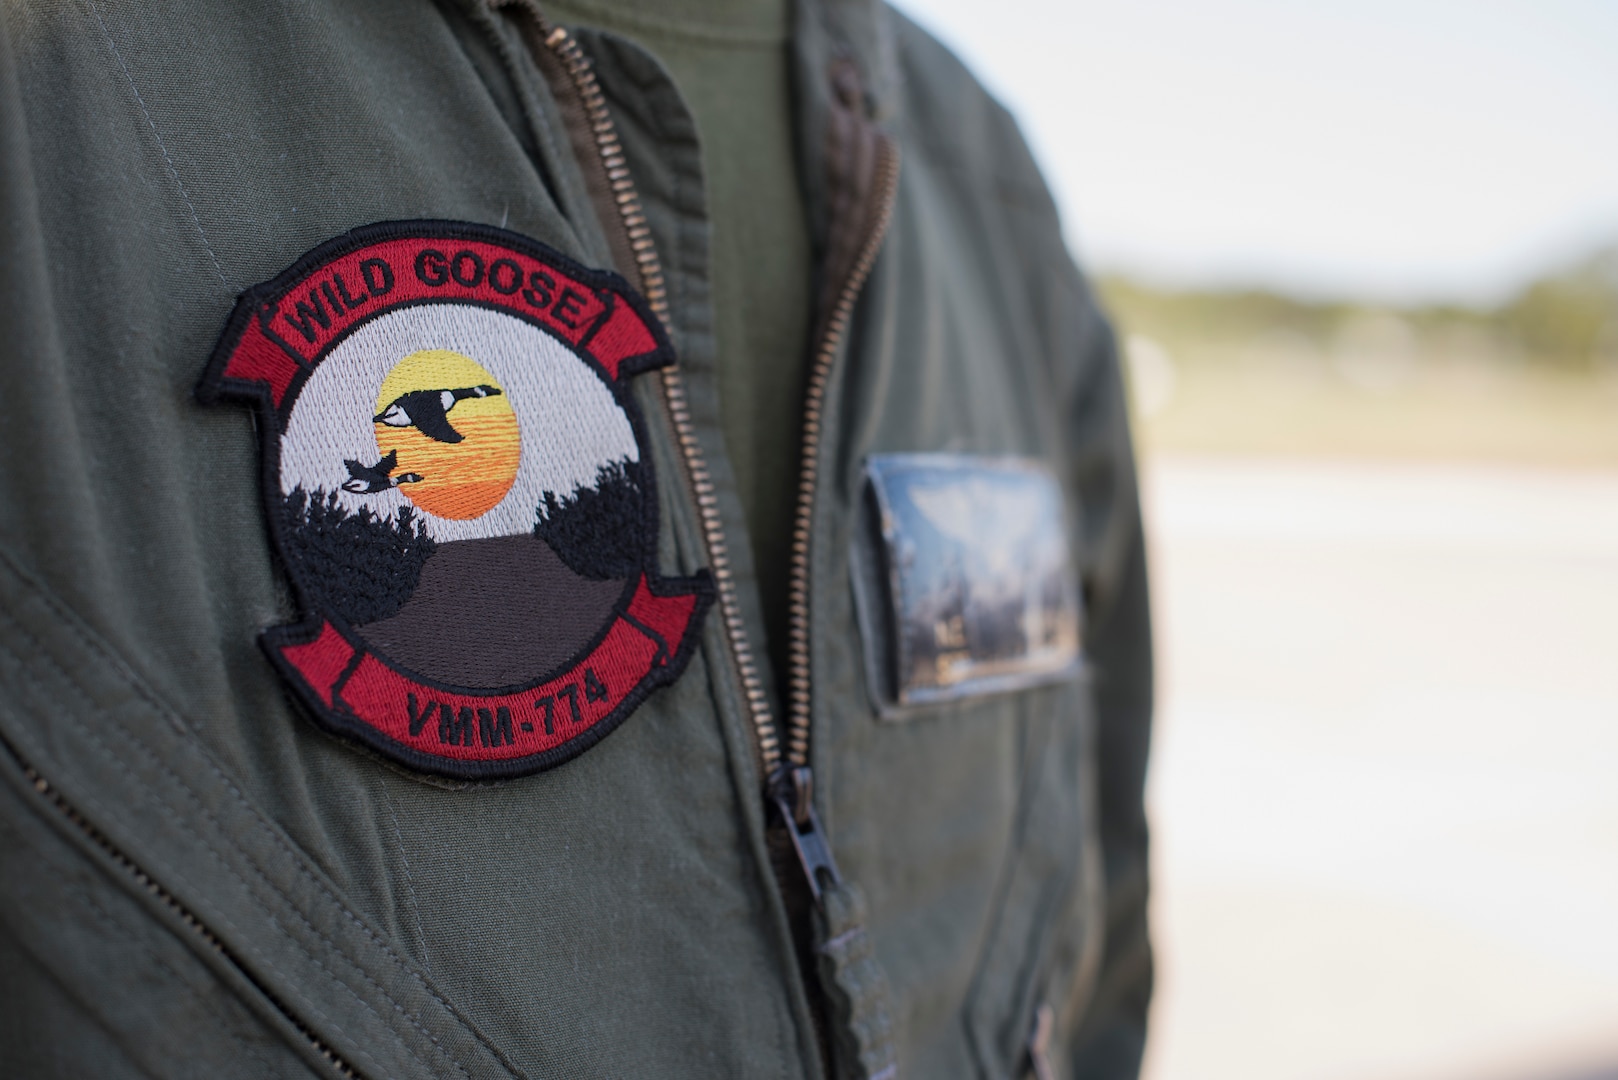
[0,548,523,1076]
[0,542,507,1054]
[466,1,600,262]
[82,0,229,288]
[6,821,285,1078]
[0,624,441,1079]
[0,728,394,1079]
[384,786,435,979]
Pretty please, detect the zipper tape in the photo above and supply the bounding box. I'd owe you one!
[0,544,532,1080]
[0,738,362,1079]
[784,140,901,768]
[530,18,783,775]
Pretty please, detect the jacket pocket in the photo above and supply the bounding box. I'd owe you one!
[850,454,1084,719]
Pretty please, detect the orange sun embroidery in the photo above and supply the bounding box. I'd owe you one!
[372,349,521,520]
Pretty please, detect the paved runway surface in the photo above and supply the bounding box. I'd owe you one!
[1139,457,1618,1080]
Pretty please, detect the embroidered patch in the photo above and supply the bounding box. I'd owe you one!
[200,221,712,779]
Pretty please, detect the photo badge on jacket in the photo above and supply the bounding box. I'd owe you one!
[200,221,712,779]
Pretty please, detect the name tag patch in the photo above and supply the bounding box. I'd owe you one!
[853,454,1082,712]
[200,221,712,779]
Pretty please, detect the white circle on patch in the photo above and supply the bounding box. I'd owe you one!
[279,303,639,544]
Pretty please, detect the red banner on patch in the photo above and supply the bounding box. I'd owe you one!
[215,229,661,409]
[271,577,699,765]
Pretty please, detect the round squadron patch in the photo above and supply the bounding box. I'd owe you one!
[200,221,712,779]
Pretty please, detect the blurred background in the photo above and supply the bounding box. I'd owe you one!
[890,2,1618,1078]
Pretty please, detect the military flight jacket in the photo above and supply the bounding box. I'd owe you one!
[0,1,1153,1077]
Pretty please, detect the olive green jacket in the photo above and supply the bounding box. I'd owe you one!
[0,1,1152,1077]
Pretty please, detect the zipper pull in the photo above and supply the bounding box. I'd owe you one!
[770,766,898,1079]
[769,765,842,901]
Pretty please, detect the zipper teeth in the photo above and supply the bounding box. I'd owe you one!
[544,27,781,770]
[785,144,902,768]
[16,760,360,1079]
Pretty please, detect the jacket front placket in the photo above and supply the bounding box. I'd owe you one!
[498,3,905,1076]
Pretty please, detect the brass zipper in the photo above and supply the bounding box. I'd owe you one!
[12,753,360,1079]
[783,143,900,769]
[538,24,900,789]
[539,24,781,771]
[535,24,904,926]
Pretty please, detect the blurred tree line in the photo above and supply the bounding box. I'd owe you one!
[1098,245,1618,373]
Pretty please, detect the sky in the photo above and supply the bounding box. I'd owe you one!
[889,0,1618,304]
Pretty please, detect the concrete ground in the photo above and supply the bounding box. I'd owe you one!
[1138,456,1618,1080]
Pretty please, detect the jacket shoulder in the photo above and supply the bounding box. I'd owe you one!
[886,6,1063,222]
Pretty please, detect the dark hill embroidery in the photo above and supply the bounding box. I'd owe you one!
[535,460,645,581]
[281,487,436,626]
[355,533,626,689]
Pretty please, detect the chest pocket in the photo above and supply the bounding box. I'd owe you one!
[851,454,1083,718]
